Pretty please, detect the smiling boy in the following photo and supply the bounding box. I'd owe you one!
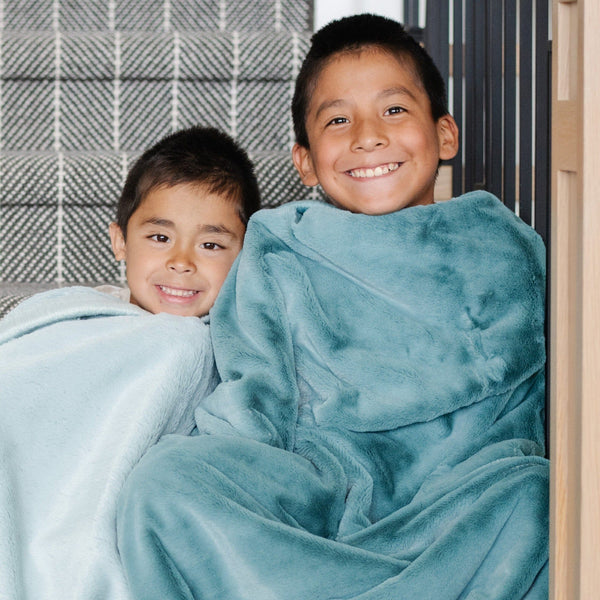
[0,126,261,599]
[108,126,259,317]
[117,15,548,600]
[291,42,458,214]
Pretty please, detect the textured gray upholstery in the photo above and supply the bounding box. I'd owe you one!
[0,0,323,317]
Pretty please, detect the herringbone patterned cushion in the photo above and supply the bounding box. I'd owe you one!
[2,0,312,32]
[0,30,311,152]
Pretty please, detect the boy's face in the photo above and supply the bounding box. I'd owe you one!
[109,183,245,317]
[292,48,458,215]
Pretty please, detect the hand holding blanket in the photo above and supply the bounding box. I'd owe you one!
[0,287,218,600]
[117,192,549,600]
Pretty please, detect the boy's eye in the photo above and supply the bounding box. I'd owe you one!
[149,234,169,243]
[326,116,349,126]
[201,242,223,250]
[386,106,405,115]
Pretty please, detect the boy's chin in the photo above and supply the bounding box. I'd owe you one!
[326,190,436,215]
[328,199,430,216]
[131,298,209,318]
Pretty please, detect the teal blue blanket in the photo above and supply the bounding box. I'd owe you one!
[118,191,549,599]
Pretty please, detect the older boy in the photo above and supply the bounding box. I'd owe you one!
[0,126,259,599]
[117,16,548,600]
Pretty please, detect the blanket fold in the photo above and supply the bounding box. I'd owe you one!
[117,192,549,600]
[0,287,218,600]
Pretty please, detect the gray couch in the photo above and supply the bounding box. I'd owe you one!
[0,0,324,318]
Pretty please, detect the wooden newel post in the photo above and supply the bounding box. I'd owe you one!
[550,0,600,598]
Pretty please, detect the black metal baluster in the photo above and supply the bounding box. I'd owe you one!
[486,0,504,199]
[452,0,464,197]
[534,0,550,242]
[519,0,533,221]
[504,0,518,212]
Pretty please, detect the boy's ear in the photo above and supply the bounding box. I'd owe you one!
[109,222,126,262]
[292,143,319,187]
[437,115,460,161]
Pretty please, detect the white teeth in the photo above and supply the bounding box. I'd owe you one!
[349,162,399,179]
[159,285,197,297]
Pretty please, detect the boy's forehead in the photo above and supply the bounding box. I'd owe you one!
[309,47,423,108]
[134,183,244,225]
[140,181,239,211]
[142,180,211,200]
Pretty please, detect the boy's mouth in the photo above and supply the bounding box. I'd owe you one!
[347,162,400,179]
[157,285,199,298]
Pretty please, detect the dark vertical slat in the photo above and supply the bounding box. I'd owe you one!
[486,0,503,199]
[531,0,551,459]
[473,1,486,188]
[411,0,420,26]
[519,0,533,223]
[464,2,479,190]
[425,0,449,84]
[503,0,517,212]
[424,1,440,68]
[430,2,451,193]
[463,1,474,191]
[452,0,464,197]
[543,38,552,456]
[534,0,550,242]
[404,0,419,28]
[438,3,450,85]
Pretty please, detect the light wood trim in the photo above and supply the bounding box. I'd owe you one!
[578,1,600,595]
[550,1,600,598]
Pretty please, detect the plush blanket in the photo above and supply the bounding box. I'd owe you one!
[0,287,218,600]
[117,191,549,599]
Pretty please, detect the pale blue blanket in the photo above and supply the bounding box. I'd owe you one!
[118,191,549,599]
[0,287,218,600]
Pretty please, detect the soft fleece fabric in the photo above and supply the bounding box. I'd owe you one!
[0,287,218,600]
[117,191,549,600]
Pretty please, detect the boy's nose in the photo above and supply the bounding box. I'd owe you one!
[167,247,196,274]
[352,119,388,151]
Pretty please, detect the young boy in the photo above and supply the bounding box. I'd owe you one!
[106,125,260,317]
[0,126,259,599]
[290,14,458,215]
[117,15,549,600]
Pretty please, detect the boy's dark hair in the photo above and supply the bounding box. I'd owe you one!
[116,126,260,235]
[292,13,449,148]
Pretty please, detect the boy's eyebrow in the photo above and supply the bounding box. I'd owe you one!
[313,86,419,120]
[141,217,238,236]
[142,217,175,228]
[380,85,418,102]
[314,98,345,120]
[198,224,238,236]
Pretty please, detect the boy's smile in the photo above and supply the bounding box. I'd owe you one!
[109,183,245,317]
[347,162,400,179]
[293,48,458,215]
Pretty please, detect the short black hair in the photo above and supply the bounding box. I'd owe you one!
[292,13,449,148]
[116,126,260,236]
